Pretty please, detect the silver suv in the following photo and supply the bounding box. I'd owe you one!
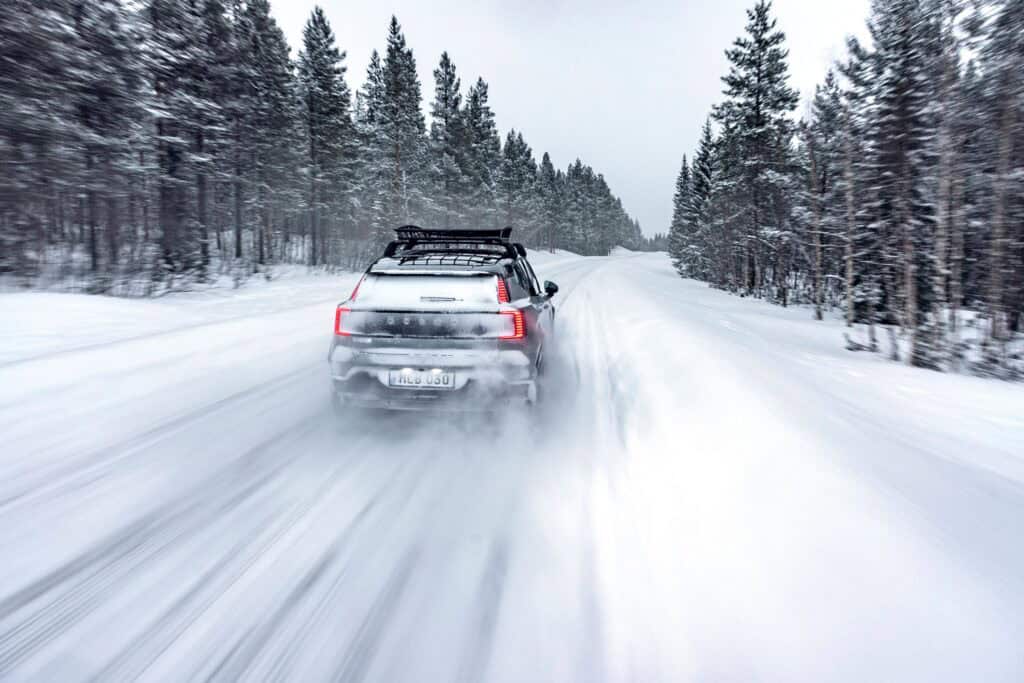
[328,227,558,411]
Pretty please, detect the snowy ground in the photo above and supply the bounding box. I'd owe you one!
[1,251,1023,682]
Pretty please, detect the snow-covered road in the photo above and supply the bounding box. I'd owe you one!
[2,252,1023,682]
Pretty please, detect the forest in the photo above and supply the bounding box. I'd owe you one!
[668,0,1024,377]
[0,1,650,294]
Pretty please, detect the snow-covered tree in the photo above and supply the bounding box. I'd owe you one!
[298,6,353,265]
[668,156,691,276]
[462,78,502,227]
[429,51,468,229]
[712,0,799,298]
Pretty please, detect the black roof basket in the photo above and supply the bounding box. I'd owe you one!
[383,225,518,261]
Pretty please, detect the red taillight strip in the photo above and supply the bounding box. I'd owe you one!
[499,310,525,340]
[334,307,351,336]
[496,277,510,303]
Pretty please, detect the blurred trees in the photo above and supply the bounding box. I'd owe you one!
[671,0,1024,377]
[0,2,647,294]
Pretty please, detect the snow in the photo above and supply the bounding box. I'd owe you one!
[354,274,500,309]
[1,251,1022,681]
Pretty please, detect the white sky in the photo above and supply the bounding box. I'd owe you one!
[272,0,871,236]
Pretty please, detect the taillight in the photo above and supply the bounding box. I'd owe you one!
[499,310,525,340]
[496,277,510,303]
[349,275,365,302]
[334,307,351,336]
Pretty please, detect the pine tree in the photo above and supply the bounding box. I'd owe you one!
[712,0,799,298]
[863,0,939,367]
[67,0,144,282]
[0,0,75,277]
[462,78,501,227]
[147,0,222,280]
[298,6,352,265]
[498,130,538,233]
[377,16,427,238]
[1,3,645,288]
[535,152,561,250]
[355,50,388,248]
[239,0,307,268]
[429,51,467,229]
[668,156,691,275]
[978,0,1024,354]
[801,70,844,318]
[685,119,716,280]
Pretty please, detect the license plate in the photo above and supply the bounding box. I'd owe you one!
[388,369,456,390]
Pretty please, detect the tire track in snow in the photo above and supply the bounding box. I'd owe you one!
[274,428,482,682]
[88,427,360,681]
[0,294,342,370]
[196,439,433,682]
[0,417,322,677]
[0,363,321,514]
[331,545,421,683]
[255,445,445,682]
[455,535,510,683]
[0,315,328,414]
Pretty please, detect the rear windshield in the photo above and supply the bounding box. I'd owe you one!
[354,274,498,309]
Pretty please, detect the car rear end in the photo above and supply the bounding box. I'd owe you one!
[328,252,541,412]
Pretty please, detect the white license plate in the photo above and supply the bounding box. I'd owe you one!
[388,369,456,390]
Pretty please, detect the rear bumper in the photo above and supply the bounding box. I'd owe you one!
[332,375,534,411]
[328,342,536,411]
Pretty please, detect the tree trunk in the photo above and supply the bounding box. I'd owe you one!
[259,200,268,267]
[949,173,965,367]
[106,194,118,275]
[233,165,243,261]
[140,150,149,246]
[843,126,855,328]
[807,133,823,320]
[988,101,1015,344]
[196,131,209,274]
[932,32,956,365]
[88,188,98,273]
[902,195,919,366]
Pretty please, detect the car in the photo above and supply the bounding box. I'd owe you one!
[327,226,559,412]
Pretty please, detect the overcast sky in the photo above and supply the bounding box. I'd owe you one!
[271,0,871,236]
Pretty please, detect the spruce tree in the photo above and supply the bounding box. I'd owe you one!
[298,6,351,265]
[239,0,308,267]
[668,156,691,275]
[355,50,388,247]
[978,0,1024,352]
[686,119,716,280]
[498,130,537,233]
[712,0,799,297]
[147,0,220,280]
[863,0,939,366]
[429,52,467,229]
[536,152,561,250]
[378,16,427,237]
[462,78,501,227]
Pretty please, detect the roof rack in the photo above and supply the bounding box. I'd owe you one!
[383,225,518,261]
